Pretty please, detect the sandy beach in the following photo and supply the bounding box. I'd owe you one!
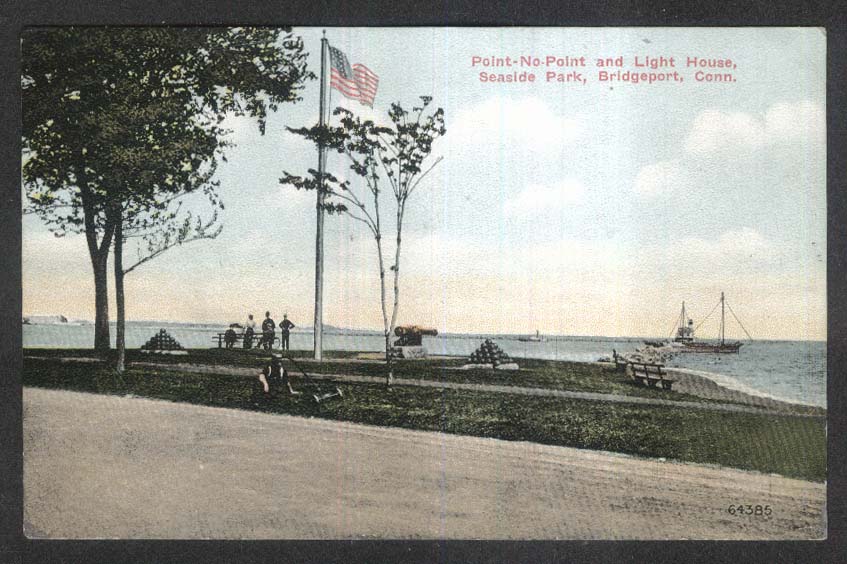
[24,387,825,540]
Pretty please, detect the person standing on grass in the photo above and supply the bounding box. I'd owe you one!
[261,311,276,350]
[279,313,295,351]
[243,313,256,349]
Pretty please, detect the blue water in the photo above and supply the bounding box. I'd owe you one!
[23,322,826,408]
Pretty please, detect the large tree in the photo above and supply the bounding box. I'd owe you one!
[282,97,445,384]
[98,77,227,372]
[23,27,313,352]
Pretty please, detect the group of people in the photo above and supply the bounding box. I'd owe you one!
[223,311,296,351]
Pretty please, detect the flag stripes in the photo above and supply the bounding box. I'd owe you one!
[328,44,379,108]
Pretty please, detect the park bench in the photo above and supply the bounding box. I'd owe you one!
[214,332,277,349]
[628,361,676,390]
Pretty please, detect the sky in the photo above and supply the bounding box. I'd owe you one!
[22,27,827,340]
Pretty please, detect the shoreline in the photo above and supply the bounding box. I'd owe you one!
[594,360,823,414]
[591,362,824,415]
[666,366,824,411]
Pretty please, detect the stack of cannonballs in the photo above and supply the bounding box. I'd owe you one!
[463,339,519,370]
[140,329,187,355]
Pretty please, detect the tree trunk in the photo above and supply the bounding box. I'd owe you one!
[79,177,115,353]
[386,207,405,386]
[376,236,392,386]
[114,214,126,373]
[92,252,111,353]
[384,332,393,386]
[371,188,393,386]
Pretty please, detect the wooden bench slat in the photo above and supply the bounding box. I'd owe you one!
[627,361,675,390]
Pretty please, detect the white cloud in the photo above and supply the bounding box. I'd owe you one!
[516,238,623,277]
[22,227,88,270]
[672,227,771,262]
[764,100,825,144]
[619,228,777,289]
[491,228,769,287]
[400,230,625,285]
[401,231,484,276]
[633,160,688,198]
[636,100,824,198]
[504,179,586,216]
[330,96,393,129]
[684,110,765,154]
[684,100,824,155]
[450,96,580,151]
[220,113,263,145]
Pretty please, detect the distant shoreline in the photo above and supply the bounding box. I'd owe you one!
[22,321,825,344]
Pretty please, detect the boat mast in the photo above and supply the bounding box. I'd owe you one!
[720,291,725,345]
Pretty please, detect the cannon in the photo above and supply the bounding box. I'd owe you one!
[390,326,438,358]
[393,325,438,347]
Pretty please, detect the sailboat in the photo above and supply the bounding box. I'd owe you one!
[646,292,750,353]
[677,292,746,353]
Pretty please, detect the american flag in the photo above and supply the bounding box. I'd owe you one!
[328,45,379,108]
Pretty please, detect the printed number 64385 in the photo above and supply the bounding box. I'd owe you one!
[727,504,772,516]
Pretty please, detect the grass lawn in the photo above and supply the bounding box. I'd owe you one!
[23,355,826,482]
[25,348,723,404]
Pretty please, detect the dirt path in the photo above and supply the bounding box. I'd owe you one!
[24,387,825,540]
[134,361,822,418]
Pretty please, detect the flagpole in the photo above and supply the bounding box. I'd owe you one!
[314,31,328,361]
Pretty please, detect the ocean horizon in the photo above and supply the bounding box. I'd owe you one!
[21,317,825,344]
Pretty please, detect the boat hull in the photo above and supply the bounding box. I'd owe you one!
[678,342,743,353]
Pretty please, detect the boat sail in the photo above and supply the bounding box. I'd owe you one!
[646,292,750,353]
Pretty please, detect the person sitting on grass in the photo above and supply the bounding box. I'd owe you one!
[258,354,300,396]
